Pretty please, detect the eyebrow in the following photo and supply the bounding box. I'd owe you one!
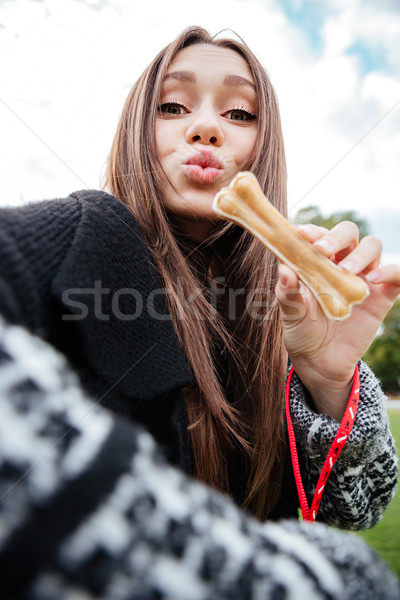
[223,74,255,90]
[163,70,196,83]
[163,71,255,90]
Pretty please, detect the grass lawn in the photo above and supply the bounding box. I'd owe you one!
[355,409,400,580]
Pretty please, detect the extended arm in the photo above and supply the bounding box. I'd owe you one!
[0,198,82,329]
[0,318,398,600]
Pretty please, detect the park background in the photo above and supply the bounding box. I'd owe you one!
[1,0,399,581]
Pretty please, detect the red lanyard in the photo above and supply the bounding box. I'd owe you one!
[285,364,360,522]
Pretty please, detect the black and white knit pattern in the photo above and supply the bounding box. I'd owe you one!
[0,318,399,599]
[289,365,398,529]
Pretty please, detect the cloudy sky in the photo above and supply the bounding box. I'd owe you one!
[1,0,399,264]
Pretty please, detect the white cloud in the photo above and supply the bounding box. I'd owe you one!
[269,1,400,230]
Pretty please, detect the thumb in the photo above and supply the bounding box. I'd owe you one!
[275,264,307,324]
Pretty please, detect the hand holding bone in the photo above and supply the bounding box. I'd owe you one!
[213,172,400,419]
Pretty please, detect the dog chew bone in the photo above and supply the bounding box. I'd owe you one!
[213,171,370,320]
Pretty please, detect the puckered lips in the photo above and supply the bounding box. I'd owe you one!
[183,150,224,184]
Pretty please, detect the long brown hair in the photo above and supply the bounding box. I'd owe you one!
[105,26,288,520]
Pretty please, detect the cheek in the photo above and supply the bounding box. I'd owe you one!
[154,120,173,157]
[155,121,178,165]
[245,129,258,157]
[233,128,258,163]
[154,121,165,159]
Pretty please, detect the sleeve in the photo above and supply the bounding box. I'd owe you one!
[0,318,399,600]
[288,361,398,529]
[0,197,82,329]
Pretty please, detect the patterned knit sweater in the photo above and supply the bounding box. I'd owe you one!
[0,318,399,599]
[0,191,398,530]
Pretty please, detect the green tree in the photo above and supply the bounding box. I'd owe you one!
[292,205,370,239]
[363,300,400,394]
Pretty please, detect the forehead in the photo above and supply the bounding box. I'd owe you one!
[167,43,254,81]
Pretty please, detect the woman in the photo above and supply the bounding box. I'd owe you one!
[0,26,398,524]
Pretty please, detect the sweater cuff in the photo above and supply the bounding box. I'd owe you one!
[288,360,393,469]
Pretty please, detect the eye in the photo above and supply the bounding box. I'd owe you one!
[158,102,189,116]
[224,108,256,122]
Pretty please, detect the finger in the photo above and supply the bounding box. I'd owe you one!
[366,264,400,298]
[275,264,307,322]
[297,224,329,242]
[338,235,383,275]
[312,221,359,258]
[275,264,299,294]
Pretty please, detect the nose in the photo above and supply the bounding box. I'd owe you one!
[185,105,224,146]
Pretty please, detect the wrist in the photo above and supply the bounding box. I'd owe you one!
[291,362,355,421]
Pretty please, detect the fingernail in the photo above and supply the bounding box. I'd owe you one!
[279,271,288,287]
[366,270,382,282]
[315,239,331,252]
[340,259,356,272]
[298,224,313,235]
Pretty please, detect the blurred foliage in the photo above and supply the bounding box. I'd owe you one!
[363,299,400,393]
[292,205,370,239]
[356,410,400,578]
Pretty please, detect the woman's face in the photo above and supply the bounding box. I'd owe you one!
[155,43,258,240]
